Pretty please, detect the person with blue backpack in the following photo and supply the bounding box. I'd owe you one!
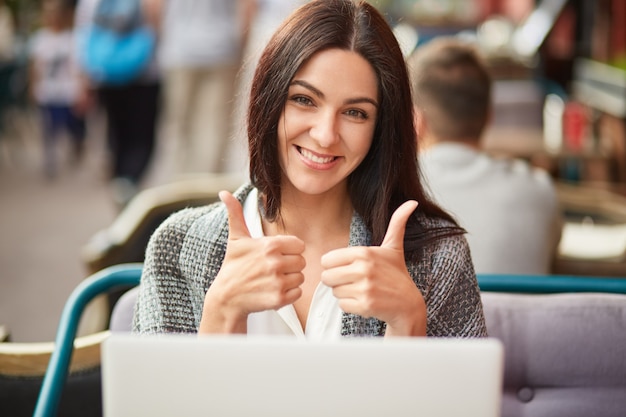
[74,0,161,207]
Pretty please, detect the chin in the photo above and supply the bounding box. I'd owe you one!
[285,175,346,197]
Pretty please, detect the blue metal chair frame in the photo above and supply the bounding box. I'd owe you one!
[477,273,626,294]
[33,263,143,417]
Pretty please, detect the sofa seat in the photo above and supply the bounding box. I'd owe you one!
[481,291,626,417]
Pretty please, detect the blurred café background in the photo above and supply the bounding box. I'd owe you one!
[379,0,626,276]
[0,0,625,343]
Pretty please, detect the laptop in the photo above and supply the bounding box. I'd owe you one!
[102,334,503,417]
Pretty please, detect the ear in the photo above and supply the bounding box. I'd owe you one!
[413,106,426,136]
[413,106,430,151]
[476,105,493,148]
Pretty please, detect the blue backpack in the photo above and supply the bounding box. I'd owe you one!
[80,0,155,85]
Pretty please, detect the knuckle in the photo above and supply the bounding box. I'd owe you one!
[355,259,375,277]
[286,236,305,251]
[262,238,281,254]
[362,278,376,294]
[271,288,296,307]
[264,257,281,274]
[298,255,306,269]
[352,247,370,260]
[293,272,305,286]
[270,292,285,307]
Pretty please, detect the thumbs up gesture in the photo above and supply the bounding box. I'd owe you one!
[320,200,427,337]
[199,191,306,334]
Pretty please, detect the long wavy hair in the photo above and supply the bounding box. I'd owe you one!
[248,0,463,256]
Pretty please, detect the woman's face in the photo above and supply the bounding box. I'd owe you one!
[277,48,378,199]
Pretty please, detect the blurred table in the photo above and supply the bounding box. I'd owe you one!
[483,127,626,277]
[483,126,619,185]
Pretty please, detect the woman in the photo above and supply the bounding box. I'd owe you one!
[133,0,487,339]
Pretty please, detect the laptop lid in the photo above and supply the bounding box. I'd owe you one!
[102,334,503,417]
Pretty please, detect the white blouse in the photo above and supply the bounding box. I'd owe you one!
[242,188,342,341]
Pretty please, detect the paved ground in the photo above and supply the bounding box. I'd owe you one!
[0,107,247,342]
[0,109,118,342]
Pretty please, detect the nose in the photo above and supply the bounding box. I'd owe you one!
[309,110,339,148]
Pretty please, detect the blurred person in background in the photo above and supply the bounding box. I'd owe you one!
[157,0,255,177]
[0,0,16,139]
[230,0,309,172]
[0,0,14,63]
[74,0,162,208]
[28,0,86,179]
[408,37,562,275]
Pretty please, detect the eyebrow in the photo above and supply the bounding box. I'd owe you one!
[290,79,379,108]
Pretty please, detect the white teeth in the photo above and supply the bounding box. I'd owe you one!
[300,148,335,164]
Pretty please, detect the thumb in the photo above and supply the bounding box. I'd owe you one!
[381,200,418,250]
[219,190,252,239]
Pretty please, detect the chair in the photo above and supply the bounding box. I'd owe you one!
[82,174,242,274]
[30,264,143,417]
[33,266,626,417]
[81,174,242,328]
[477,273,626,294]
[108,286,140,333]
[104,273,626,417]
[1,332,107,417]
[29,176,242,416]
[477,273,626,417]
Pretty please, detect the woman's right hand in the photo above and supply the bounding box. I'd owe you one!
[198,191,306,334]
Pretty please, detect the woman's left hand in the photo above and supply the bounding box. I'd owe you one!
[320,200,426,337]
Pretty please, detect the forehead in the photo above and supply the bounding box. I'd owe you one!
[291,48,379,100]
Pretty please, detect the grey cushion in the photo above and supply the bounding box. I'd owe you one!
[481,292,626,417]
[109,286,139,333]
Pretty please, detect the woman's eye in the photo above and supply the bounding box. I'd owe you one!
[290,95,313,106]
[345,109,368,120]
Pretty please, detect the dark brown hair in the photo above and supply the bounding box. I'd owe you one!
[248,0,462,253]
[408,37,492,141]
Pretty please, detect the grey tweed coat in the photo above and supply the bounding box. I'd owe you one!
[133,184,487,337]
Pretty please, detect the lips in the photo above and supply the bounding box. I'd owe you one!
[296,146,338,164]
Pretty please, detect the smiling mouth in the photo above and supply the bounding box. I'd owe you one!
[297,146,338,164]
